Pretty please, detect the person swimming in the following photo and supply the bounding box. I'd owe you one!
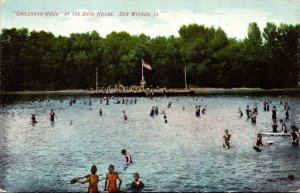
[272,106,277,120]
[99,109,103,116]
[246,105,250,118]
[150,107,155,117]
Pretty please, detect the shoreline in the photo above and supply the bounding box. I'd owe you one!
[1,88,300,96]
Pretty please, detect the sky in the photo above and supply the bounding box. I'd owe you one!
[0,0,300,39]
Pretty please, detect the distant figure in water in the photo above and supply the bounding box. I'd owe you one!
[272,106,277,120]
[291,126,299,145]
[253,133,269,152]
[70,120,73,125]
[223,129,231,149]
[284,106,289,119]
[121,149,133,163]
[246,105,250,118]
[167,102,172,108]
[131,172,144,193]
[72,165,99,193]
[238,108,243,117]
[104,165,122,193]
[150,107,155,117]
[31,114,37,124]
[155,107,159,115]
[123,111,128,121]
[182,106,185,110]
[49,109,57,122]
[195,106,200,117]
[279,119,287,133]
[271,120,278,133]
[99,109,102,116]
[202,106,207,114]
[250,112,257,123]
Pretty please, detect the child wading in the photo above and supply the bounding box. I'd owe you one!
[104,165,122,193]
[223,129,231,149]
[131,172,144,193]
[72,165,99,193]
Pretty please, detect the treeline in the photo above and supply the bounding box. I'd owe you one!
[1,22,300,91]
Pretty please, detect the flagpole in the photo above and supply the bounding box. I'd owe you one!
[96,67,98,89]
[184,65,187,90]
[141,59,144,81]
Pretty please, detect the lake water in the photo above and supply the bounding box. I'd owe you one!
[0,94,300,192]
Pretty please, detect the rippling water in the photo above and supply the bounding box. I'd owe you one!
[0,94,299,192]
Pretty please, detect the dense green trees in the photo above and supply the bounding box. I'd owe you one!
[1,22,299,91]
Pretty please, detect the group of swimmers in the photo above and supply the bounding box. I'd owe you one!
[195,105,206,117]
[72,149,142,193]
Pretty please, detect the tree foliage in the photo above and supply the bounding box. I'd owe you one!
[1,22,299,91]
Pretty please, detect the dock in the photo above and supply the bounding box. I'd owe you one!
[89,88,195,97]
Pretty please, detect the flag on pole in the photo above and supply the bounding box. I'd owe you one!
[142,59,152,70]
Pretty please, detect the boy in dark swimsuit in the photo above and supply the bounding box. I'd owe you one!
[131,173,144,193]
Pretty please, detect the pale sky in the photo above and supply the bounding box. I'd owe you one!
[1,0,300,39]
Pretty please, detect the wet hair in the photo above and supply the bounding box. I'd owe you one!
[291,125,296,130]
[257,133,262,137]
[224,129,228,133]
[91,165,97,174]
[133,172,140,178]
[279,119,283,123]
[121,149,126,155]
[108,164,114,170]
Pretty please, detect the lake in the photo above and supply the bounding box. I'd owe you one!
[0,93,300,192]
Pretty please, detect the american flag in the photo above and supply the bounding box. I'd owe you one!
[142,59,152,70]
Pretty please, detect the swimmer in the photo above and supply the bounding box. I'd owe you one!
[279,119,287,133]
[223,129,231,149]
[99,109,102,116]
[253,133,269,152]
[291,126,299,145]
[271,120,278,133]
[250,112,257,123]
[246,105,250,118]
[238,108,243,117]
[31,114,37,124]
[131,173,144,193]
[121,149,132,163]
[104,165,122,193]
[150,107,155,117]
[202,106,207,114]
[71,165,99,193]
[123,111,128,121]
[272,106,277,120]
[155,107,159,115]
[284,106,289,119]
[49,109,57,122]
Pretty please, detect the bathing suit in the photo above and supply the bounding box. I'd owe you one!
[106,172,120,193]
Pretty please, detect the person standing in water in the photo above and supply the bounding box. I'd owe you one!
[31,114,37,124]
[253,133,269,152]
[279,119,287,133]
[99,109,103,116]
[104,164,122,193]
[73,165,99,193]
[272,106,277,120]
[131,173,144,193]
[223,129,231,149]
[49,109,57,122]
[246,105,250,118]
[250,112,257,123]
[123,111,128,121]
[291,126,299,145]
[238,108,243,117]
[271,120,278,133]
[284,106,289,120]
[121,149,133,163]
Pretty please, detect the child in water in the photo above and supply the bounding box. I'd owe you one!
[74,165,99,193]
[223,129,231,149]
[121,149,133,163]
[131,173,144,193]
[253,133,269,152]
[31,114,37,124]
[104,165,122,193]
